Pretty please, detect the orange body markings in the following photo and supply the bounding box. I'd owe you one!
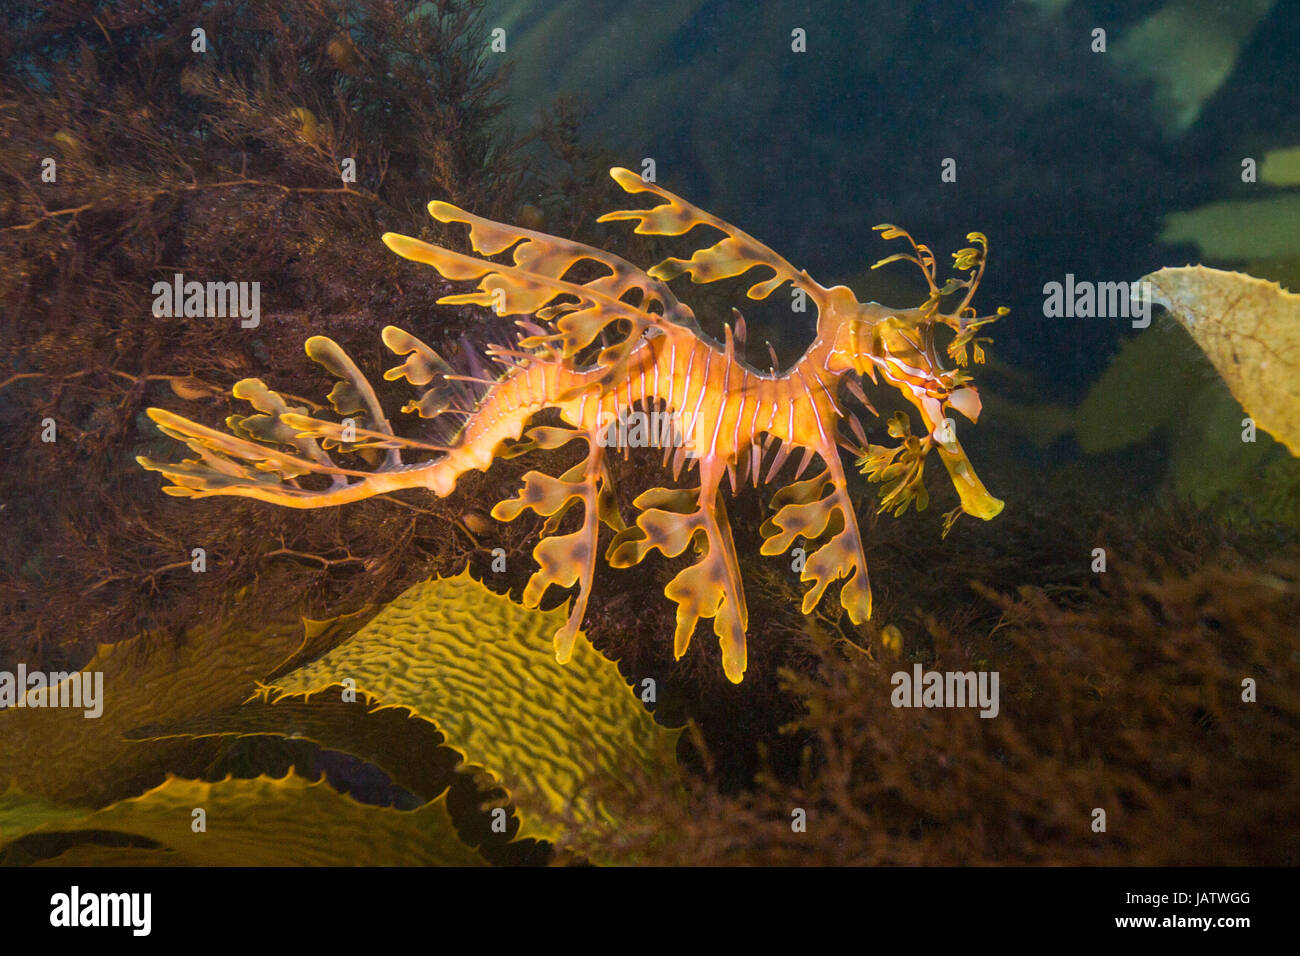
[140,168,1006,683]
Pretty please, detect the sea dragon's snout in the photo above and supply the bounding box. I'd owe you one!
[851,226,1008,528]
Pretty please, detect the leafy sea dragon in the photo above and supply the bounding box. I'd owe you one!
[139,168,1006,683]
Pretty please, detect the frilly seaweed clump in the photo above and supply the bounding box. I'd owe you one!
[0,0,594,666]
[555,509,1300,865]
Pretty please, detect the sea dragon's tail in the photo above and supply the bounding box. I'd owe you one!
[138,174,703,664]
[138,172,695,507]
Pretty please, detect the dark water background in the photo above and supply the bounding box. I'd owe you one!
[486,0,1300,397]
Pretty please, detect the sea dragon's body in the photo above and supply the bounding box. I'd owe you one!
[141,167,1006,682]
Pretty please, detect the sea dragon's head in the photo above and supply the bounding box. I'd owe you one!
[831,226,1007,527]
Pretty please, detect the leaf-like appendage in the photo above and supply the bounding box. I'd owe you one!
[138,333,457,506]
[761,468,873,624]
[226,379,324,462]
[489,435,621,662]
[139,406,348,495]
[382,198,694,369]
[305,336,392,434]
[797,522,862,617]
[0,774,481,866]
[606,485,749,682]
[758,470,835,554]
[855,413,932,517]
[606,486,702,567]
[381,326,448,387]
[662,543,748,681]
[267,570,682,849]
[497,425,585,464]
[491,469,583,522]
[380,325,465,419]
[861,437,929,516]
[600,167,833,308]
[523,530,590,607]
[431,200,684,321]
